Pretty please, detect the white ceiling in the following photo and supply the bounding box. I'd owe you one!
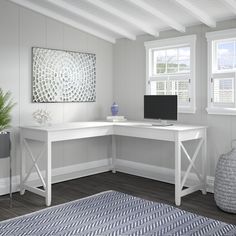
[9,0,236,43]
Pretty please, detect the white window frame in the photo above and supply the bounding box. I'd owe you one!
[206,28,236,115]
[144,35,196,114]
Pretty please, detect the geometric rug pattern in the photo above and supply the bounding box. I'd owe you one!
[0,191,235,235]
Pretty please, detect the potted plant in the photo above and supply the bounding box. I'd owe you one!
[0,88,15,203]
[0,88,15,158]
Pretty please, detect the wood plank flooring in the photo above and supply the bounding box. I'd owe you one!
[0,171,235,225]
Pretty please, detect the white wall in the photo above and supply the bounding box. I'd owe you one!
[0,0,113,184]
[114,19,236,181]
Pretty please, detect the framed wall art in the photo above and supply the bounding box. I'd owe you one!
[32,47,96,103]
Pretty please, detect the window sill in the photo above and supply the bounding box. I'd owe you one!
[206,107,236,115]
[179,107,196,114]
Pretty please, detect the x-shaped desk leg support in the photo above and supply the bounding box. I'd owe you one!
[20,136,52,206]
[175,131,207,206]
[21,139,46,190]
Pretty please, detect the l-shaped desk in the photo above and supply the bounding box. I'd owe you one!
[20,121,207,207]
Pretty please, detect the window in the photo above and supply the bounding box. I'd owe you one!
[206,29,236,115]
[145,35,196,113]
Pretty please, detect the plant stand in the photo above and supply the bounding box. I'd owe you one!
[0,131,12,207]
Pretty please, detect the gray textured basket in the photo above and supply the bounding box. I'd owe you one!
[214,148,236,213]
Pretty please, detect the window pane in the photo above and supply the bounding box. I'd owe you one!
[167,62,178,73]
[178,47,190,60]
[170,80,189,103]
[154,50,166,74]
[216,41,234,71]
[153,46,190,75]
[166,49,178,73]
[156,81,166,90]
[178,91,189,103]
[213,78,234,103]
[178,80,189,90]
[150,81,166,95]
[156,63,166,74]
[178,47,190,72]
[179,60,190,72]
[155,50,165,60]
[166,48,177,58]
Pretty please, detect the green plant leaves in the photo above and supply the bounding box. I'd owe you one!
[0,88,16,132]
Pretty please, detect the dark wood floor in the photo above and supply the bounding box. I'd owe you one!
[0,171,235,225]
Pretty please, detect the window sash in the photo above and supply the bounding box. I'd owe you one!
[151,46,191,76]
[212,38,236,73]
[210,72,236,107]
[150,74,191,106]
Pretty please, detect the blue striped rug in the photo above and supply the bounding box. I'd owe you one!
[0,191,235,235]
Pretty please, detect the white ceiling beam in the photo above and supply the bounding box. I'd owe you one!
[221,0,236,15]
[175,0,216,27]
[9,0,116,43]
[47,0,136,40]
[128,0,185,33]
[86,0,159,37]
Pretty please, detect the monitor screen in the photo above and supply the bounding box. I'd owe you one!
[144,95,177,120]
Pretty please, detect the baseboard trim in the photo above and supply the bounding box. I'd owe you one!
[0,158,111,196]
[0,158,215,196]
[116,159,215,193]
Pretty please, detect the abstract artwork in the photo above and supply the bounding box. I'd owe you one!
[32,47,96,103]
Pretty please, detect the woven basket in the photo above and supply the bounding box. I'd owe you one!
[214,148,236,213]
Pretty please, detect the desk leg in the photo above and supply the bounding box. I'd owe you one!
[202,130,207,195]
[20,135,25,195]
[9,140,12,208]
[112,135,116,173]
[45,140,52,207]
[175,134,181,206]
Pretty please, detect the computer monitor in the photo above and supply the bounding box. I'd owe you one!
[144,95,177,126]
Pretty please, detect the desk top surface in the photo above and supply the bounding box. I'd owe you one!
[21,121,206,132]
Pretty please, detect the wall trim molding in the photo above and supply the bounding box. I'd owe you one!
[116,159,214,193]
[0,158,214,196]
[0,158,112,196]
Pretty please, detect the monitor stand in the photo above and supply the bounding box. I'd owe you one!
[151,120,174,127]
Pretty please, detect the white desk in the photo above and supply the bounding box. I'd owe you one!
[20,121,207,206]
